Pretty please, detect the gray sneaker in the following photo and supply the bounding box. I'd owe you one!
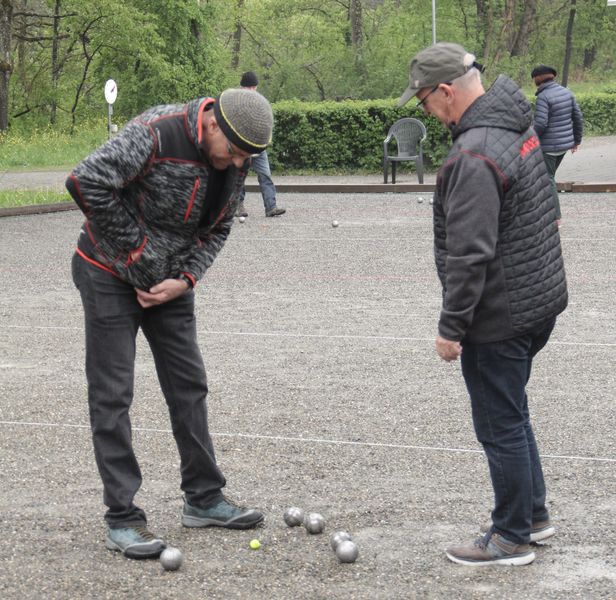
[265,207,286,217]
[446,533,536,566]
[480,519,555,543]
[235,202,248,217]
[105,526,166,559]
[182,497,264,529]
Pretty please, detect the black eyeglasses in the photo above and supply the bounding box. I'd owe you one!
[416,85,441,109]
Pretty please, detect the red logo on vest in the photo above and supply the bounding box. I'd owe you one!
[520,135,539,158]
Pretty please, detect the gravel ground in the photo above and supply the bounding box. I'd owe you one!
[1,191,615,599]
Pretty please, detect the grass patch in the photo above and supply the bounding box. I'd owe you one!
[0,189,72,209]
[0,121,111,170]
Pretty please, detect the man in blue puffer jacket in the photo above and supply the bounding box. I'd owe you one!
[532,64,583,226]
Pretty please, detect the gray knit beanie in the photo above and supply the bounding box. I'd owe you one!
[213,88,273,154]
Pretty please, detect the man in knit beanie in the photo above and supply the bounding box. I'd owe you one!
[66,89,272,561]
[236,70,286,218]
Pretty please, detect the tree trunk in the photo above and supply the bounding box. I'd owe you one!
[0,0,13,131]
[50,0,61,125]
[510,0,536,57]
[562,0,576,87]
[231,0,244,70]
[349,0,363,48]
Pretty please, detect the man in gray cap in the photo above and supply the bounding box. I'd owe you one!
[67,88,271,560]
[531,64,583,227]
[399,43,567,566]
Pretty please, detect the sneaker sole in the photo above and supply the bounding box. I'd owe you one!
[530,525,556,543]
[445,550,536,566]
[182,512,264,530]
[105,537,165,559]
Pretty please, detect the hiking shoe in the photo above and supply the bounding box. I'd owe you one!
[105,526,166,559]
[182,497,264,530]
[446,533,536,566]
[265,207,286,217]
[235,202,248,217]
[480,519,555,543]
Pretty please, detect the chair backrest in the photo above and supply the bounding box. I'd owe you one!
[387,118,427,157]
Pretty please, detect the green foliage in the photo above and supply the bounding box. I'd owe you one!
[575,92,616,134]
[268,99,450,172]
[0,119,109,168]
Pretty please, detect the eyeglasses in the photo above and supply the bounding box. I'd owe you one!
[416,85,440,109]
[226,139,260,160]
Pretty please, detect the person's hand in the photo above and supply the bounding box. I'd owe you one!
[571,144,579,154]
[135,278,190,308]
[436,335,462,362]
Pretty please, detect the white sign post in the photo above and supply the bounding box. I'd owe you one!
[104,79,118,139]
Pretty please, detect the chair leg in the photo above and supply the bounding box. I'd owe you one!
[392,163,396,185]
[417,159,424,184]
[383,159,388,184]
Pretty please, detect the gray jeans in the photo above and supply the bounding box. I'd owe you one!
[72,254,225,527]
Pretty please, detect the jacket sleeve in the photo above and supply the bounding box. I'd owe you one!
[437,152,502,341]
[65,120,156,252]
[178,169,247,284]
[572,97,583,145]
[180,209,234,283]
[533,94,549,138]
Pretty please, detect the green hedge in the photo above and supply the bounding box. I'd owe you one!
[268,92,616,174]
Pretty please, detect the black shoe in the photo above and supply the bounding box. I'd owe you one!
[265,207,286,217]
[182,497,264,529]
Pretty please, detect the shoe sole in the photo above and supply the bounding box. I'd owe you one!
[480,524,556,544]
[445,550,536,566]
[182,512,264,530]
[530,525,556,543]
[105,537,165,559]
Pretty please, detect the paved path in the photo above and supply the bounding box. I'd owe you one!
[1,135,615,192]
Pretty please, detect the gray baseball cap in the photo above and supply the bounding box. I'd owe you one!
[398,42,479,106]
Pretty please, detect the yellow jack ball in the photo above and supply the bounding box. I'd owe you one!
[249,539,261,550]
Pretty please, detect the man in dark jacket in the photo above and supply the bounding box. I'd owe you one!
[532,64,583,226]
[68,88,271,560]
[399,43,567,566]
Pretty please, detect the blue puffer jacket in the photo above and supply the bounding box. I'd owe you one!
[533,81,583,152]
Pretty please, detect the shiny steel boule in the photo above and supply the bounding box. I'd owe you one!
[304,512,325,534]
[330,530,352,551]
[335,540,359,563]
[283,507,304,527]
[332,220,339,228]
[160,547,183,571]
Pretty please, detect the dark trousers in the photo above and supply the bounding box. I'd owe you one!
[72,254,225,527]
[542,151,565,220]
[460,319,555,544]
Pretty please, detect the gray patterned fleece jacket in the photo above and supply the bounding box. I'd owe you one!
[66,97,245,290]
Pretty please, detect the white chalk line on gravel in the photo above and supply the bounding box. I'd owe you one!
[1,324,615,346]
[1,419,615,464]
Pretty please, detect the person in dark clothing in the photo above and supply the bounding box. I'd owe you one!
[67,88,272,560]
[235,70,285,218]
[399,43,568,566]
[532,64,583,227]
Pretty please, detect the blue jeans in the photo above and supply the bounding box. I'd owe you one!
[239,150,277,212]
[461,319,555,544]
[72,254,225,527]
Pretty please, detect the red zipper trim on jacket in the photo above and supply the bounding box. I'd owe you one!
[183,177,201,222]
[75,248,119,277]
